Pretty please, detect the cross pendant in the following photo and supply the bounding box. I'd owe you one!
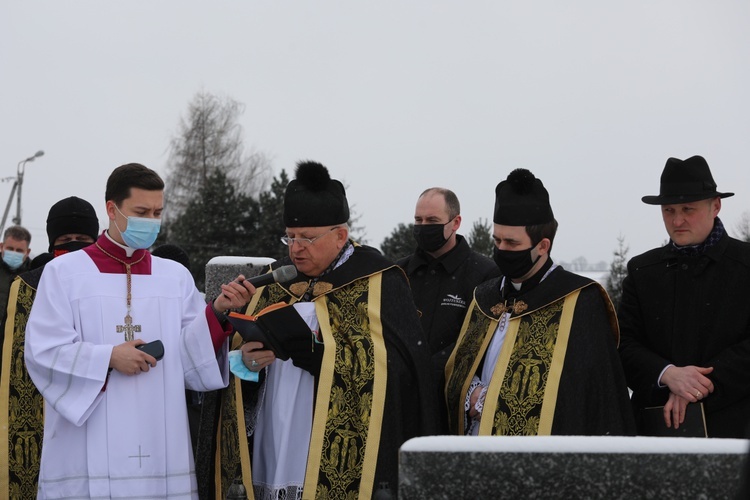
[117,314,142,342]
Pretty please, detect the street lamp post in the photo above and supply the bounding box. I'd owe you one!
[1,150,44,232]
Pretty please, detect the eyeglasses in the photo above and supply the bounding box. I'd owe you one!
[280,227,339,248]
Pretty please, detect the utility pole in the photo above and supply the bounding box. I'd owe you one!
[1,150,44,233]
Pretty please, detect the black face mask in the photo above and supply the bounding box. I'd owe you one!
[52,240,93,258]
[493,245,540,279]
[413,222,451,253]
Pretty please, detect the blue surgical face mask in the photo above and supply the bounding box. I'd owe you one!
[115,205,161,250]
[2,250,25,270]
[228,350,260,382]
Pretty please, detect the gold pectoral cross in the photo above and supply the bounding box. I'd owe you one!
[117,314,142,342]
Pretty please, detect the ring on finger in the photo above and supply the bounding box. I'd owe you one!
[696,391,702,399]
[251,359,259,368]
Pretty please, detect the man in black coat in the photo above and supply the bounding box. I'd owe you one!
[618,155,750,438]
[398,187,499,433]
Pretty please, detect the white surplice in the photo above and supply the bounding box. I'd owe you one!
[251,302,317,498]
[25,250,229,499]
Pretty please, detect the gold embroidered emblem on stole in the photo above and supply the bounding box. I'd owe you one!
[490,300,528,317]
[289,282,309,297]
[492,300,563,435]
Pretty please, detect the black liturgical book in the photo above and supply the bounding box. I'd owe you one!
[228,303,313,361]
[640,403,708,437]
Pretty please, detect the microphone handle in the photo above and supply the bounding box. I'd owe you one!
[246,272,278,288]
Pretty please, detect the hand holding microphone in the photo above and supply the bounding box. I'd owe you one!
[215,265,298,314]
[241,265,298,289]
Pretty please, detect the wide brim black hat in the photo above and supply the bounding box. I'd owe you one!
[642,155,734,205]
[46,196,99,251]
[494,168,555,226]
[284,161,349,227]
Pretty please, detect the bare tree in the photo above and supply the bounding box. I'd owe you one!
[164,91,271,222]
[735,211,750,242]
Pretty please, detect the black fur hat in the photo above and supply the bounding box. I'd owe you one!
[46,196,99,251]
[283,161,349,227]
[493,169,554,226]
[152,244,191,271]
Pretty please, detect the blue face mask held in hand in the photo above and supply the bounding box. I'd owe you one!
[229,350,259,382]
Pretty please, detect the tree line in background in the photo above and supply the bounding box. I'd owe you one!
[160,91,750,297]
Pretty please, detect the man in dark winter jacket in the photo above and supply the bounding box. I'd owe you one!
[398,187,498,433]
[618,155,750,438]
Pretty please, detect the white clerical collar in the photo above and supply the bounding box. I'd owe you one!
[104,230,137,257]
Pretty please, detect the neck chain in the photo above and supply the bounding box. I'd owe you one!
[96,242,146,341]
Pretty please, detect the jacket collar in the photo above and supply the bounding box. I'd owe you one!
[405,234,471,274]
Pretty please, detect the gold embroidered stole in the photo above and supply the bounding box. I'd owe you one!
[0,278,44,499]
[215,283,290,500]
[304,273,386,500]
[217,273,387,500]
[444,299,496,435]
[479,290,580,435]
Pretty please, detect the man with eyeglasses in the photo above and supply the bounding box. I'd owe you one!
[200,161,436,500]
[397,187,498,433]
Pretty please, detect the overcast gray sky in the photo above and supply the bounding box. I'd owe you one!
[2,1,749,265]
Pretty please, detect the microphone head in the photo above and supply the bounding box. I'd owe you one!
[273,265,298,282]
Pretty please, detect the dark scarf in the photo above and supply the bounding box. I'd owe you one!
[671,217,725,257]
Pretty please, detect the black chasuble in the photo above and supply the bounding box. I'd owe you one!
[0,268,44,499]
[197,243,436,500]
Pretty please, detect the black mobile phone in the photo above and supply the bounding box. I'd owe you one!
[136,340,164,361]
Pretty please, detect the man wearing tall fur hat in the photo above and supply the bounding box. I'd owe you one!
[445,168,634,436]
[0,196,99,498]
[618,155,750,438]
[198,161,436,500]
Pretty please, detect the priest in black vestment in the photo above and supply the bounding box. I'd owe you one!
[445,169,635,436]
[197,161,436,499]
[0,196,99,499]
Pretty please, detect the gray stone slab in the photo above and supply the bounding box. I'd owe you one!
[204,256,274,301]
[400,436,749,499]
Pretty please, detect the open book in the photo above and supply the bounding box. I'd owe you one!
[228,303,314,361]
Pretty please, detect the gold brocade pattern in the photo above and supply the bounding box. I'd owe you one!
[445,307,494,435]
[314,279,375,499]
[490,300,528,316]
[218,371,244,499]
[217,283,290,500]
[218,277,381,499]
[287,280,334,298]
[312,281,333,296]
[289,282,309,297]
[1,279,44,499]
[491,301,563,435]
